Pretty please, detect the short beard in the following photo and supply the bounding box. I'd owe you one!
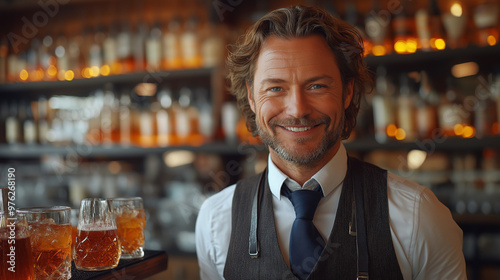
[257,113,344,166]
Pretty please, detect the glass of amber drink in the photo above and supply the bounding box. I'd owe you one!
[110,197,146,259]
[17,206,72,280]
[1,189,35,280]
[69,209,79,259]
[73,198,121,271]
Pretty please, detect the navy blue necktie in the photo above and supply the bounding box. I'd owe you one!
[282,182,325,280]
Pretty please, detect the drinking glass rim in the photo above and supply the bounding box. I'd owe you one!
[108,197,143,202]
[17,206,71,213]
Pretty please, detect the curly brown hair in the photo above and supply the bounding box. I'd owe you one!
[226,5,373,139]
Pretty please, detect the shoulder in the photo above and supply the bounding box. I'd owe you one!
[386,172,466,279]
[387,172,429,199]
[199,184,236,219]
[386,171,450,225]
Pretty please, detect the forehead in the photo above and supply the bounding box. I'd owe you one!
[254,35,340,80]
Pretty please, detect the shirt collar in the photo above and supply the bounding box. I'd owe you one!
[268,142,348,199]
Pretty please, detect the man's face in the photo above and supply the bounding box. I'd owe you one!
[248,35,353,166]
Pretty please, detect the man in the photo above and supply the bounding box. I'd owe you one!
[196,5,466,280]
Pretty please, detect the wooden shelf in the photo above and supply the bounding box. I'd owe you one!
[344,136,500,152]
[2,135,499,159]
[0,142,266,159]
[0,68,215,96]
[364,44,500,72]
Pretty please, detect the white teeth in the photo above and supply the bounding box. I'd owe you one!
[284,126,312,132]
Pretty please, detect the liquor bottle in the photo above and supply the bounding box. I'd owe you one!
[16,52,28,82]
[397,74,416,141]
[54,31,70,81]
[474,74,498,138]
[345,2,372,56]
[67,33,83,79]
[5,100,19,144]
[132,20,148,72]
[101,84,117,145]
[392,0,417,54]
[473,2,499,46]
[371,66,396,143]
[162,17,182,70]
[0,37,6,83]
[7,50,19,82]
[156,87,173,147]
[195,87,215,142]
[0,101,7,143]
[181,16,202,69]
[495,73,500,135]
[442,1,467,49]
[415,0,446,51]
[24,100,37,144]
[364,0,390,56]
[201,12,225,68]
[17,100,27,142]
[119,93,131,146]
[175,87,201,145]
[116,19,134,73]
[88,27,104,78]
[26,39,42,81]
[103,22,119,75]
[86,90,102,145]
[146,21,162,71]
[38,96,49,144]
[138,96,155,147]
[416,71,439,139]
[40,33,58,81]
[438,77,468,136]
[222,101,239,144]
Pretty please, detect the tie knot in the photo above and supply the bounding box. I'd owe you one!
[282,184,323,220]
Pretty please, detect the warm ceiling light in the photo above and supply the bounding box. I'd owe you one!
[451,62,479,78]
[135,83,157,96]
[408,150,427,170]
[163,151,196,167]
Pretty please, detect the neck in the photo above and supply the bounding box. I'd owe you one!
[270,141,341,186]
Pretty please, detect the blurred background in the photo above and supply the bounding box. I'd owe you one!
[0,0,499,279]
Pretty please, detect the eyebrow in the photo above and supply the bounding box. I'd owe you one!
[260,75,335,87]
[303,75,335,85]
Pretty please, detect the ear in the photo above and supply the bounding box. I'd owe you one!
[246,82,256,113]
[344,80,354,109]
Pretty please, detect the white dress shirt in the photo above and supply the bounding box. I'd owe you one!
[195,143,467,280]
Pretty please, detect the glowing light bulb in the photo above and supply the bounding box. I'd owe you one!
[450,3,463,17]
[395,128,406,140]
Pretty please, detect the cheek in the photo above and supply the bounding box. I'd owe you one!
[254,98,281,124]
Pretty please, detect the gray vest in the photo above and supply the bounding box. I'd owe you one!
[224,157,404,280]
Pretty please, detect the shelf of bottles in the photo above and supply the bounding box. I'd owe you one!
[0,0,226,85]
[352,0,499,57]
[0,82,261,151]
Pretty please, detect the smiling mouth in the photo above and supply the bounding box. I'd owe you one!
[282,125,320,132]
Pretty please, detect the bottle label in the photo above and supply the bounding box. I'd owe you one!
[146,39,161,69]
[6,117,19,144]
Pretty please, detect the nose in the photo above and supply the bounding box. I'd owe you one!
[285,88,312,118]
